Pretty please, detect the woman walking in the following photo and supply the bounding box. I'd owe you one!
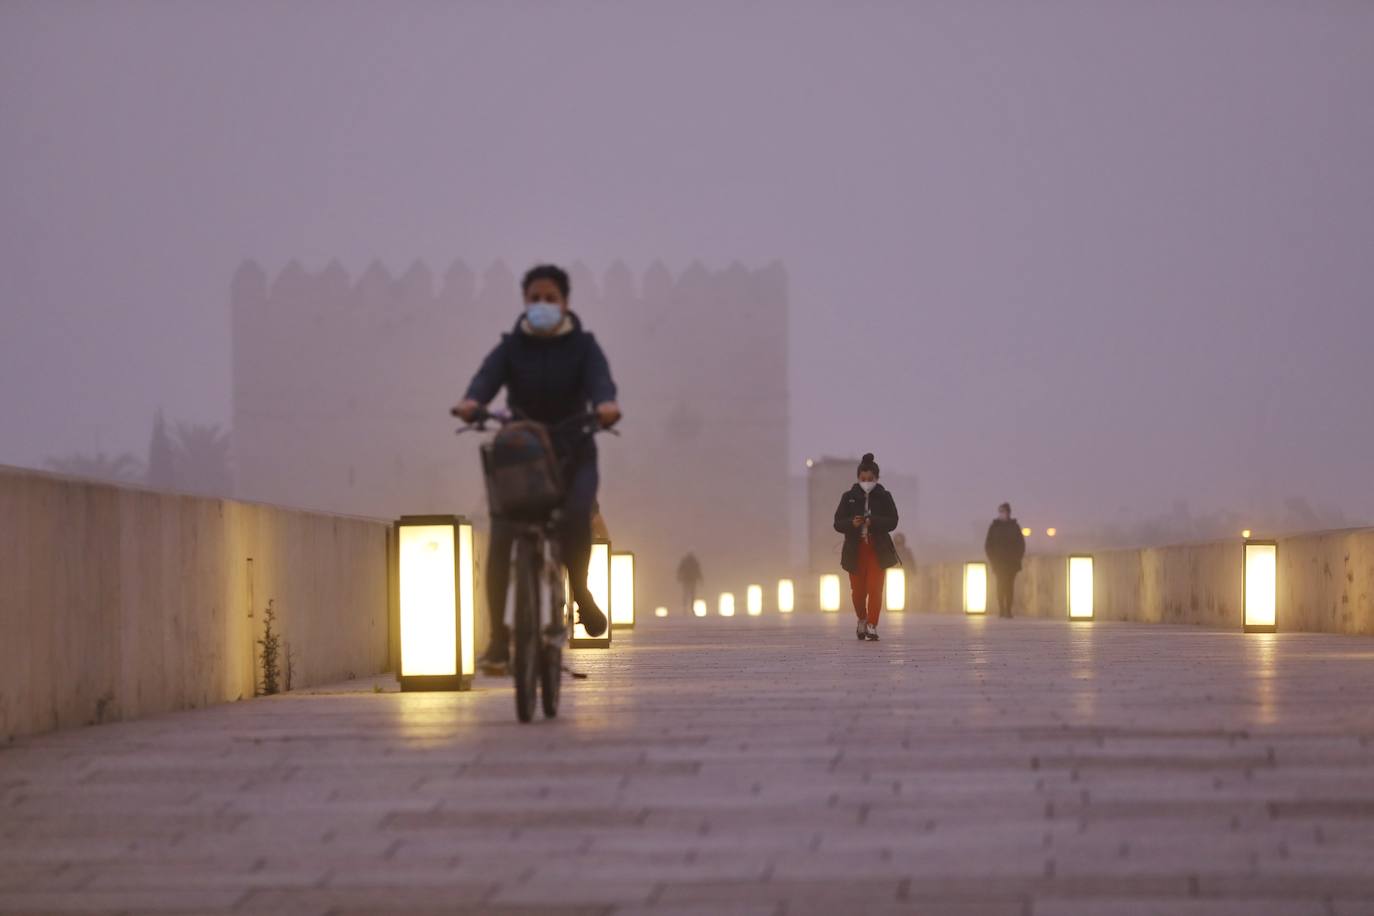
[833,453,901,641]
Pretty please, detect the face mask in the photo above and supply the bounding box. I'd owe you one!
[859,481,877,494]
[525,302,563,333]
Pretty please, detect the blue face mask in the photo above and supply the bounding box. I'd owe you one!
[525,302,563,333]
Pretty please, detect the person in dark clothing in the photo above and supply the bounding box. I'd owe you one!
[676,552,703,614]
[984,502,1026,618]
[452,264,621,671]
[833,453,901,642]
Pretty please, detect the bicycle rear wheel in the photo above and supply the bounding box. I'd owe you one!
[512,538,540,724]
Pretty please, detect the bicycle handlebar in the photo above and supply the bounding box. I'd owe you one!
[454,407,619,438]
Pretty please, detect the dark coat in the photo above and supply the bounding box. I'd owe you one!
[984,518,1026,573]
[833,484,901,573]
[464,312,617,456]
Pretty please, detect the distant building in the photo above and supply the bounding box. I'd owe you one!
[231,258,790,601]
[804,456,917,574]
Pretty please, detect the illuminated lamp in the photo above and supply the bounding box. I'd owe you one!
[819,574,841,612]
[610,551,635,630]
[396,515,475,691]
[777,579,795,614]
[1244,539,1277,633]
[1068,555,1094,620]
[964,562,988,615]
[884,567,906,612]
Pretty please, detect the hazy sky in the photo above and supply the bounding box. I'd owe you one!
[3,1,1372,537]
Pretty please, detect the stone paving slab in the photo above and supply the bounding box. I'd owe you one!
[2,612,1374,913]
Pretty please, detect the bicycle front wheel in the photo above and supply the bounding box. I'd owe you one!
[540,637,561,719]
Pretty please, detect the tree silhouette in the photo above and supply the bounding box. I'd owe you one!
[171,422,233,497]
[146,409,177,489]
[44,452,145,483]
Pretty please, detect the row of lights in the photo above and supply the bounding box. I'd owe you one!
[683,579,801,618]
[801,538,1277,632]
[946,540,1277,632]
[396,518,1280,687]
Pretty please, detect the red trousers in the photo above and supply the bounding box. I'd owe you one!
[849,538,884,626]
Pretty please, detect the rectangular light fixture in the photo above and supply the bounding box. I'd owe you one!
[719,592,736,617]
[884,567,906,612]
[396,515,475,691]
[654,606,668,618]
[571,539,613,648]
[819,574,841,612]
[1244,539,1277,633]
[777,579,795,614]
[610,551,635,630]
[746,584,763,616]
[1068,555,1094,620]
[963,562,987,615]
[692,599,708,618]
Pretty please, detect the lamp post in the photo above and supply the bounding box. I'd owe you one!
[1068,555,1094,620]
[570,538,612,648]
[1244,538,1278,633]
[395,515,476,691]
[963,562,988,616]
[610,551,635,630]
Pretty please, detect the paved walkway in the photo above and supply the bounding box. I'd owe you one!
[3,613,1374,915]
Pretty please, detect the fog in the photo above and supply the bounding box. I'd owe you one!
[3,1,1373,577]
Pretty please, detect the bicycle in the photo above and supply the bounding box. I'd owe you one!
[458,409,611,723]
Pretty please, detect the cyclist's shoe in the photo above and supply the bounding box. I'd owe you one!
[478,638,510,675]
[856,619,867,641]
[864,624,880,641]
[575,590,608,637]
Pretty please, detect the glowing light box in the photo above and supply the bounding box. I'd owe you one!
[885,568,906,612]
[819,574,841,612]
[1244,539,1277,633]
[610,551,635,630]
[396,515,475,691]
[964,562,987,616]
[1068,555,1094,620]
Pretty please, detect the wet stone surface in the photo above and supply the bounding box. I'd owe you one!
[2,612,1373,914]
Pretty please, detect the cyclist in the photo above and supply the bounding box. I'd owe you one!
[452,263,621,672]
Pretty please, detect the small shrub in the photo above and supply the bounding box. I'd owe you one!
[258,600,282,696]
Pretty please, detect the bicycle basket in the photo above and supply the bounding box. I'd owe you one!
[481,421,564,519]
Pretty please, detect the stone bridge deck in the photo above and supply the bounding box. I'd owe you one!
[3,613,1374,915]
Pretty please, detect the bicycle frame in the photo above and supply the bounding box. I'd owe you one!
[500,522,569,638]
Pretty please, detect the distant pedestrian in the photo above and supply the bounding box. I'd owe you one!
[984,502,1026,618]
[833,453,901,642]
[676,552,703,613]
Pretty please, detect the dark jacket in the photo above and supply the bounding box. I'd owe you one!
[464,312,617,455]
[984,518,1026,573]
[833,484,900,573]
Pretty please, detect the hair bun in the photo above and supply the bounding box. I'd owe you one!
[862,453,875,463]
